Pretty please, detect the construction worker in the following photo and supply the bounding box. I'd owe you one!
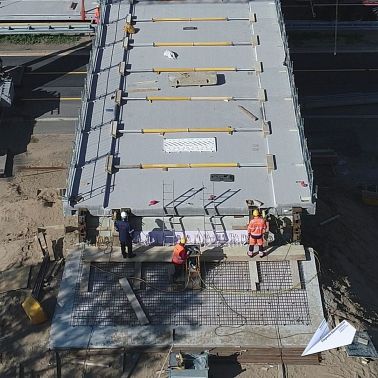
[247,209,267,258]
[93,4,100,24]
[172,237,189,282]
[114,211,135,258]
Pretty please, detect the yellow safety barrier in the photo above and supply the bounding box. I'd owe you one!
[152,17,227,22]
[153,41,233,47]
[140,163,239,169]
[153,67,236,73]
[141,127,234,134]
[22,296,48,325]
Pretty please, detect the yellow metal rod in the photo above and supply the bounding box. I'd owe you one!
[140,163,239,169]
[153,67,236,73]
[141,127,233,133]
[152,17,227,22]
[146,96,232,102]
[153,41,233,47]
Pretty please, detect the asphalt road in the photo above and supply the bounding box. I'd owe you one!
[2,51,88,134]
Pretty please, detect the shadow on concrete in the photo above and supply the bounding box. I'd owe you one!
[209,354,246,377]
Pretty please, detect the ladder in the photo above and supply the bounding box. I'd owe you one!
[202,188,240,245]
[164,187,204,215]
[162,183,204,245]
[204,189,241,214]
[162,182,176,245]
[208,215,228,244]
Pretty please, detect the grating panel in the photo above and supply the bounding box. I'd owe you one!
[163,138,217,153]
[71,261,310,327]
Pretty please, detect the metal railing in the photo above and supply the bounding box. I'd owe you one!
[0,22,94,35]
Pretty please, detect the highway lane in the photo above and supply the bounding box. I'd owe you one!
[1,51,88,135]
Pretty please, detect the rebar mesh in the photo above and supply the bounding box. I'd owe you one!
[71,261,310,326]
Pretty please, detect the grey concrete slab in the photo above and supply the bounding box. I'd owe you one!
[65,0,315,218]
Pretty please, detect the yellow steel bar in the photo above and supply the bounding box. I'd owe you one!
[141,127,233,133]
[152,17,227,22]
[153,41,233,47]
[153,67,236,73]
[140,163,239,169]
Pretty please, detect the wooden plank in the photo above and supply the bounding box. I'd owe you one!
[248,261,259,290]
[201,244,306,262]
[0,266,32,293]
[119,278,149,325]
[80,263,91,292]
[290,260,302,289]
[0,154,7,176]
[133,262,142,290]
[82,244,306,263]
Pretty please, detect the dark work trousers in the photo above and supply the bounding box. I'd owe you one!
[173,263,184,281]
[120,240,133,257]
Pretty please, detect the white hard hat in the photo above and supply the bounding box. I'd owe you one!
[121,211,127,219]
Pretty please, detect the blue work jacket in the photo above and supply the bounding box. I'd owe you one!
[114,220,133,242]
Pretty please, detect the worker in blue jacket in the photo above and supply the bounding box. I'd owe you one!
[114,211,136,258]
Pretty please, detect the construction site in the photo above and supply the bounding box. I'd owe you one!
[0,0,378,377]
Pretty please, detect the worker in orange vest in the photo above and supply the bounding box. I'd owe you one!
[247,209,267,258]
[93,4,100,24]
[172,237,189,282]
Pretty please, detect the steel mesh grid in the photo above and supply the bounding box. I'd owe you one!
[71,262,139,326]
[70,261,310,326]
[258,261,292,291]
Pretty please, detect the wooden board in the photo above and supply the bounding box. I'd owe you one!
[0,266,32,293]
[133,262,142,290]
[248,261,259,290]
[82,244,306,263]
[119,278,149,325]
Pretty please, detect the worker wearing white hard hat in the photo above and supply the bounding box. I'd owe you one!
[171,237,189,282]
[114,211,135,258]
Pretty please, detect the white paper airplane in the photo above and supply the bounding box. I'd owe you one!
[302,319,356,356]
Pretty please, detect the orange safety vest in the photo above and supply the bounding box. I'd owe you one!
[247,217,267,238]
[172,244,187,265]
